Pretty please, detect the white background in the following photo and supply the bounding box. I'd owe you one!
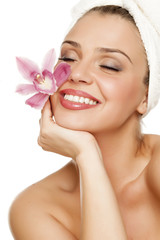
[1,1,160,239]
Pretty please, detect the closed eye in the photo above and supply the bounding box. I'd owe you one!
[100,65,120,72]
[58,57,75,62]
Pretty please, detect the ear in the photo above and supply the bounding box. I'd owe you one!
[136,88,148,115]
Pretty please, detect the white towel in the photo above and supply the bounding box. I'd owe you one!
[69,0,160,115]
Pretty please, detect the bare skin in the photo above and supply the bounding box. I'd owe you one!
[9,134,160,240]
[9,13,160,240]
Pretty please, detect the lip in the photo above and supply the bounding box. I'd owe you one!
[59,88,101,110]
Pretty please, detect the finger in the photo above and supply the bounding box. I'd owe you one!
[49,96,54,116]
[41,99,53,125]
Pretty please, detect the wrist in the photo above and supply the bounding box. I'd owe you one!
[75,141,103,169]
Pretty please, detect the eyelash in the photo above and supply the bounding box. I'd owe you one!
[59,57,120,72]
[58,57,75,62]
[99,65,120,72]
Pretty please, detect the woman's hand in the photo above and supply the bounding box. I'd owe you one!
[38,99,99,160]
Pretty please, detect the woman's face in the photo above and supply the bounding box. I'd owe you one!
[51,12,148,133]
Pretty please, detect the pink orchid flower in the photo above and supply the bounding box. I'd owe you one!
[16,49,71,109]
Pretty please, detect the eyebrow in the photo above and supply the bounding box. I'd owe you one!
[62,40,133,64]
[62,40,81,48]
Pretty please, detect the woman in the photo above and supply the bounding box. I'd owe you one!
[9,1,160,239]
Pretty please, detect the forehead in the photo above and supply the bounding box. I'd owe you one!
[65,13,145,62]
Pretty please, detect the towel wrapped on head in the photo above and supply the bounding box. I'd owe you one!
[69,0,160,115]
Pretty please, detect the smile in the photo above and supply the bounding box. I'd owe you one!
[64,94,98,105]
[59,88,101,110]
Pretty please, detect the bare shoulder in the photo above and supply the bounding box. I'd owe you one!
[144,134,160,160]
[144,134,160,198]
[144,133,160,146]
[9,160,80,240]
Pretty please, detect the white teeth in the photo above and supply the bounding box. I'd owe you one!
[64,94,98,105]
[68,95,74,101]
[79,97,85,103]
[84,98,90,104]
[64,94,68,100]
[89,100,94,105]
[73,96,79,102]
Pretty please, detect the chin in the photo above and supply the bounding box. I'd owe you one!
[55,117,77,130]
[53,111,87,131]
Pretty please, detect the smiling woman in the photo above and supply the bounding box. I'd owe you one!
[9,1,160,240]
[52,10,148,134]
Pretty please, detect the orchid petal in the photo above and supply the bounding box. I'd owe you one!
[16,57,40,82]
[16,84,37,95]
[25,93,49,109]
[54,63,71,87]
[41,49,56,73]
[33,70,56,95]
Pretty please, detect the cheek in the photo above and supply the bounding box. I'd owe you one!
[50,94,67,126]
[50,94,57,110]
[98,75,141,105]
[50,93,61,120]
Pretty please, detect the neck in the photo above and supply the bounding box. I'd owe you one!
[93,115,142,188]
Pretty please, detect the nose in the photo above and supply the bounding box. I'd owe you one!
[69,61,93,85]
